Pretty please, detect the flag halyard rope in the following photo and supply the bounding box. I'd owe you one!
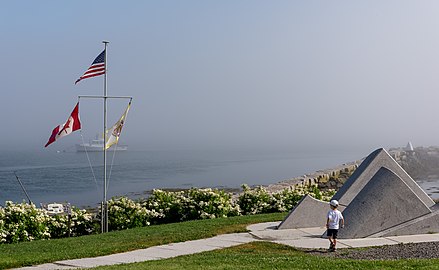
[80,131,100,195]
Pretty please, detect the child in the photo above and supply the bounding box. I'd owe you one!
[326,199,344,252]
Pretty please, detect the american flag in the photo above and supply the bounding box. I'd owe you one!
[75,50,106,84]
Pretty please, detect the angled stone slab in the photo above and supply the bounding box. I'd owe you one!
[333,148,434,208]
[370,207,439,237]
[338,167,431,239]
[278,195,336,229]
[384,206,439,236]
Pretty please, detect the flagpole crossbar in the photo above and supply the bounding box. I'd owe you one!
[79,95,133,100]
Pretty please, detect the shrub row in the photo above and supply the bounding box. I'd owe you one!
[0,201,93,244]
[0,185,335,244]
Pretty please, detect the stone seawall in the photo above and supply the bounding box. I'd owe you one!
[266,160,361,193]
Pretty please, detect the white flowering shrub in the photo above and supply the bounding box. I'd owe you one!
[270,187,304,212]
[0,201,50,243]
[47,214,69,238]
[69,207,94,237]
[0,207,6,243]
[142,189,184,223]
[108,197,164,230]
[0,202,95,244]
[47,207,93,238]
[142,188,240,224]
[236,185,273,215]
[237,184,335,215]
[180,188,240,220]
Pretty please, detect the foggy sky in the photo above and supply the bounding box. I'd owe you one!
[2,1,439,153]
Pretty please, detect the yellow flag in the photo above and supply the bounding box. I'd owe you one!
[105,102,131,150]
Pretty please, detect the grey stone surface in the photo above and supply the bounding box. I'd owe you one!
[278,195,337,230]
[332,148,434,208]
[338,167,431,239]
[376,208,439,237]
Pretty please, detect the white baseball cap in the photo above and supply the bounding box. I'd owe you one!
[330,200,339,207]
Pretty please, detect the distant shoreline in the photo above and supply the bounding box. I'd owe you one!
[118,148,439,204]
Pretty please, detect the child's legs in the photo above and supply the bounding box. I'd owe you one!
[332,229,339,247]
[327,229,335,244]
[328,236,334,242]
[327,229,338,246]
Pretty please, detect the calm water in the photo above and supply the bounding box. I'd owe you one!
[0,148,436,207]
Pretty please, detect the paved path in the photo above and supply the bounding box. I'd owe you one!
[13,222,439,270]
[248,222,439,249]
[13,233,257,270]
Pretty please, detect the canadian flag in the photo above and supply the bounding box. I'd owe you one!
[45,102,81,147]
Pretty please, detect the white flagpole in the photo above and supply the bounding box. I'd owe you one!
[77,43,132,234]
[103,40,109,233]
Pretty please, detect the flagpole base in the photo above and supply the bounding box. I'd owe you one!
[101,201,109,233]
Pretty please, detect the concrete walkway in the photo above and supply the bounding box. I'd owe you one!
[14,221,439,270]
[248,222,439,249]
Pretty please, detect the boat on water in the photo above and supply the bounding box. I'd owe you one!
[76,137,127,152]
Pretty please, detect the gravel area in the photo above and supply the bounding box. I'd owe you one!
[306,242,439,260]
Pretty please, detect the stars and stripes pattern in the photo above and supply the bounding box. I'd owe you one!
[75,50,106,84]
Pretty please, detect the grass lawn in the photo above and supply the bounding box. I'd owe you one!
[0,212,285,269]
[94,241,439,270]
